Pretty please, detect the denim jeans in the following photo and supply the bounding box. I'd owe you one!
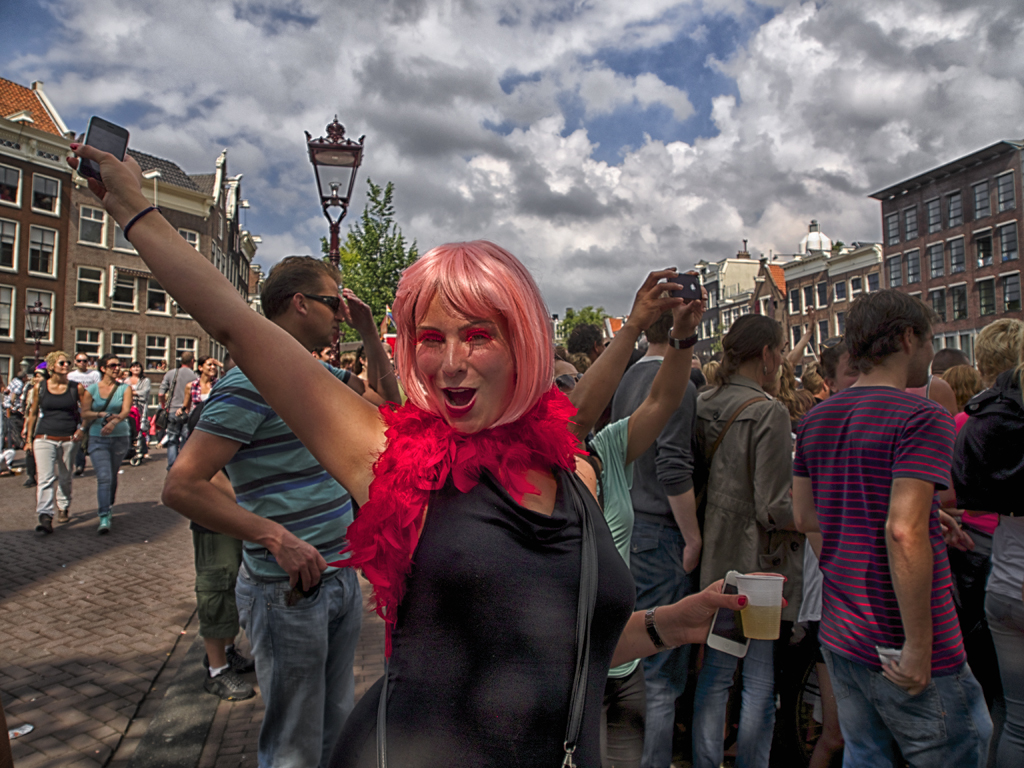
[823,648,992,768]
[236,565,363,768]
[88,435,130,516]
[165,414,187,469]
[986,591,1024,768]
[33,438,77,517]
[629,517,697,768]
[692,639,776,768]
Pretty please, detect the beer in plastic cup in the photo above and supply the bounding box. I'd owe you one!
[736,573,785,640]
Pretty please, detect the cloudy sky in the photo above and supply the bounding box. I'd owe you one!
[5,0,1024,316]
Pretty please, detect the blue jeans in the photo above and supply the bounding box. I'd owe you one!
[823,648,992,768]
[692,639,777,768]
[236,565,363,768]
[986,591,1024,768]
[88,435,130,516]
[629,518,697,768]
[165,415,187,469]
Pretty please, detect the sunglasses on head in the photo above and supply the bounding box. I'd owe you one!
[820,336,844,352]
[300,293,341,312]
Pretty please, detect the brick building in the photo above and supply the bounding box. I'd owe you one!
[0,78,73,379]
[64,146,257,397]
[695,246,761,363]
[869,140,1023,360]
[750,257,787,321]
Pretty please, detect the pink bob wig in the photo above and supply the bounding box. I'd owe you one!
[392,240,553,428]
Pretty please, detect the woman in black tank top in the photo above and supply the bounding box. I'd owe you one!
[26,350,85,532]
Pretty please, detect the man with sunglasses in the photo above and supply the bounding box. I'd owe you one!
[163,256,398,766]
[68,355,101,475]
[158,351,197,469]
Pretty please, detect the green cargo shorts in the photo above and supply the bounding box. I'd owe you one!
[192,529,243,639]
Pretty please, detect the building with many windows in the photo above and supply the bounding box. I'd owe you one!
[869,140,1023,360]
[0,77,73,380]
[63,147,257,394]
[694,245,761,363]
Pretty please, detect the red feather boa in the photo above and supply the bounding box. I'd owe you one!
[331,387,584,655]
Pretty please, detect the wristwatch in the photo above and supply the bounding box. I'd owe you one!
[645,607,670,650]
[667,332,698,350]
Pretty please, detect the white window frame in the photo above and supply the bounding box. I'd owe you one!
[815,281,828,308]
[867,272,880,292]
[0,164,21,209]
[179,228,200,251]
[31,173,61,217]
[850,276,863,296]
[145,334,169,371]
[75,328,103,358]
[24,288,54,343]
[146,278,170,315]
[0,284,14,341]
[835,311,846,336]
[175,336,198,362]
[78,205,107,247]
[111,271,138,312]
[75,265,105,307]
[0,218,17,273]
[112,223,137,253]
[833,280,847,303]
[28,225,58,278]
[109,330,137,362]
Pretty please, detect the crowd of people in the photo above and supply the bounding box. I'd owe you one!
[4,137,1021,768]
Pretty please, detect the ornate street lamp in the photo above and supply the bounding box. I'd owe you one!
[25,300,52,366]
[305,117,365,363]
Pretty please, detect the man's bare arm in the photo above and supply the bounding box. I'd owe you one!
[668,491,701,573]
[793,476,820,534]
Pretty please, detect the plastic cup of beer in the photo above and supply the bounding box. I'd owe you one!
[736,573,785,640]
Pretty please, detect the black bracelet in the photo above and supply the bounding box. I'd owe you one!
[122,206,159,241]
[667,332,699,350]
[645,607,670,650]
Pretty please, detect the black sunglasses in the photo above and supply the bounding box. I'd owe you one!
[820,336,844,352]
[300,293,341,313]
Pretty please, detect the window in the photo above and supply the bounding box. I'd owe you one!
[179,229,200,250]
[950,238,966,273]
[803,286,814,311]
[977,234,993,268]
[834,281,847,302]
[31,174,59,214]
[789,289,801,314]
[28,226,56,275]
[926,199,941,233]
[145,335,169,371]
[791,326,802,349]
[0,219,16,270]
[1000,223,1018,262]
[867,273,879,292]
[1003,274,1021,312]
[927,243,944,278]
[997,172,1015,212]
[110,331,135,361]
[887,255,903,287]
[973,180,991,218]
[76,267,104,305]
[948,191,963,227]
[905,250,920,283]
[147,279,168,314]
[0,285,12,338]
[0,165,19,206]
[816,281,828,307]
[979,280,996,316]
[113,223,135,252]
[850,276,863,295]
[24,289,53,342]
[818,320,829,342]
[836,312,846,335]
[176,337,198,362]
[75,329,102,357]
[111,273,136,311]
[952,285,968,320]
[929,289,946,322]
[886,213,900,245]
[961,334,974,362]
[904,207,918,240]
[0,357,10,387]
[79,206,106,245]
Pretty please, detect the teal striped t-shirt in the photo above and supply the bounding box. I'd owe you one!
[195,363,355,581]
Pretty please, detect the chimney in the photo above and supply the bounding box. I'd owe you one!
[809,220,819,233]
[736,238,750,259]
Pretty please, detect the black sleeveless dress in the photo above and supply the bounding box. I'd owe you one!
[330,468,635,768]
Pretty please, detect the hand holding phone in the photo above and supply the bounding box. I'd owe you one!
[669,271,702,301]
[79,117,130,182]
[706,570,751,658]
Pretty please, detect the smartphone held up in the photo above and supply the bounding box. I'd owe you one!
[78,116,129,182]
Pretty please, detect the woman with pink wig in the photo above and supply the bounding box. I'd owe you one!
[71,143,747,767]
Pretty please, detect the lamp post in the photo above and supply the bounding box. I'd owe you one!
[25,300,52,367]
[305,118,365,363]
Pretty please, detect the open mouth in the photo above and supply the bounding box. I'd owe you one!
[443,387,476,409]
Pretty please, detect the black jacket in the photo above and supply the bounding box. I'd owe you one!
[953,368,1024,514]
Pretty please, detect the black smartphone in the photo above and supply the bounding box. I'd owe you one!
[670,272,702,301]
[79,117,130,181]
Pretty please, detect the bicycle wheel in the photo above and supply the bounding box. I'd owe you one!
[792,656,823,765]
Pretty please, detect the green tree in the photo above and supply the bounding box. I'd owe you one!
[322,179,418,340]
[557,305,608,342]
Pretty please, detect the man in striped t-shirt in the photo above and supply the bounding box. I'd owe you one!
[793,290,991,768]
[164,256,400,768]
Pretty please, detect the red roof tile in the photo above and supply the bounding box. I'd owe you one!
[0,77,62,136]
[768,264,786,292]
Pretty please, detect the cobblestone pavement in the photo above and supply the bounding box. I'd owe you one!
[1,448,386,767]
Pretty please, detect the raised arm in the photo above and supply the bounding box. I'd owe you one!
[343,288,401,404]
[70,144,384,505]
[785,310,816,365]
[568,269,684,439]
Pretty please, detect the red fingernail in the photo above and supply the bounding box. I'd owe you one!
[70,143,79,149]
[737,596,748,607]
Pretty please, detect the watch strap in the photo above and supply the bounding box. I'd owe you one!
[645,607,668,650]
[668,333,699,350]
